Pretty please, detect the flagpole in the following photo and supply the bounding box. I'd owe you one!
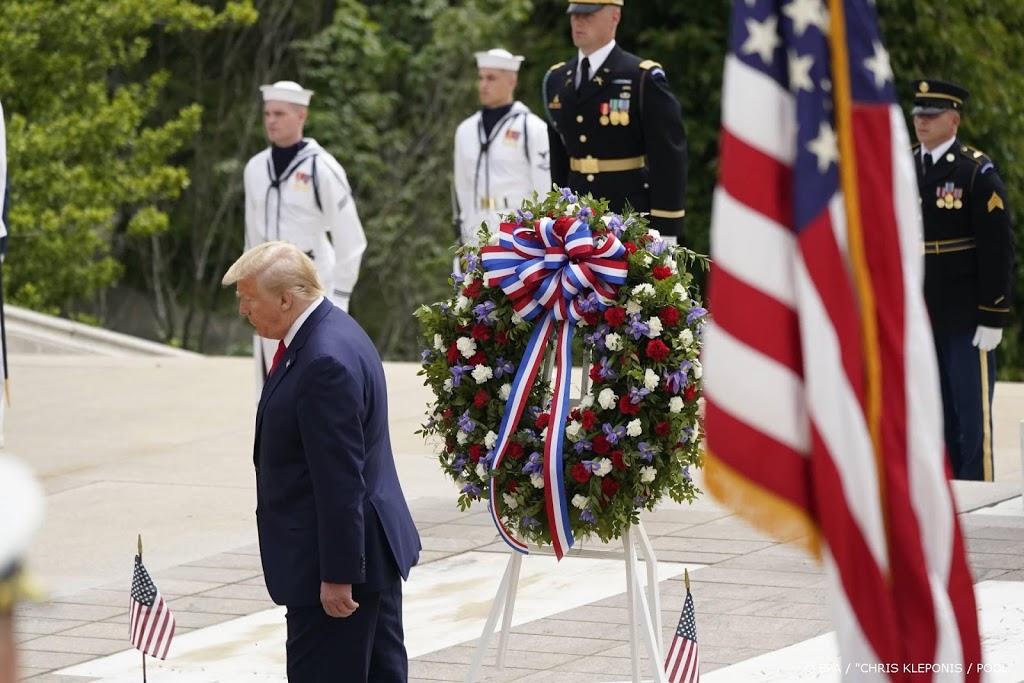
[138,534,147,683]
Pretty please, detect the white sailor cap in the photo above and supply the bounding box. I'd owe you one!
[0,456,45,583]
[259,80,315,106]
[475,49,526,72]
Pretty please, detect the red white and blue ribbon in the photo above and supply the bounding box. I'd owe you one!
[481,214,627,558]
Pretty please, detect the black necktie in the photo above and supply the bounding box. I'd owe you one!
[578,57,591,92]
[922,152,933,175]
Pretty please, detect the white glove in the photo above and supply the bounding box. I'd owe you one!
[972,325,1003,352]
[331,293,351,312]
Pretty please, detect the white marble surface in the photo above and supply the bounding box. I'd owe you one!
[59,550,696,682]
[968,496,1024,518]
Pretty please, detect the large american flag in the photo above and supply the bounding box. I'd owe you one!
[664,583,700,683]
[702,0,981,678]
[129,555,175,660]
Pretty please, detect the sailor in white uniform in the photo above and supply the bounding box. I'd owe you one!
[243,80,367,385]
[453,49,551,246]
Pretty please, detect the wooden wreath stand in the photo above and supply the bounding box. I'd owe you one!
[465,356,668,683]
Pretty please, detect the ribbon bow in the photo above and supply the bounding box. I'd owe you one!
[480,214,627,558]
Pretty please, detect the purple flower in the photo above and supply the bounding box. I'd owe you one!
[606,214,624,237]
[515,209,534,225]
[638,442,657,461]
[645,238,667,256]
[522,452,543,475]
[458,410,476,433]
[682,465,692,482]
[596,356,617,381]
[582,459,602,473]
[558,187,578,204]
[687,306,708,324]
[451,364,469,387]
[494,357,515,378]
[626,314,651,340]
[424,416,436,429]
[461,483,482,497]
[628,386,650,404]
[451,272,465,292]
[664,361,692,394]
[474,301,497,324]
[439,301,450,312]
[576,206,593,222]
[574,439,593,454]
[521,515,540,529]
[420,349,432,364]
[602,423,626,444]
[584,328,606,351]
[580,508,596,524]
[464,253,479,272]
[576,291,600,313]
[633,495,649,505]
[452,455,467,470]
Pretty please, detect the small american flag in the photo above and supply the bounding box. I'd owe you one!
[129,555,175,660]
[664,583,699,683]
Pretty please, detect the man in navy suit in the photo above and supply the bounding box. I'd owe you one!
[222,241,421,682]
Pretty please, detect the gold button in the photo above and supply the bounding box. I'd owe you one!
[576,115,584,123]
[579,135,587,143]
[587,174,595,182]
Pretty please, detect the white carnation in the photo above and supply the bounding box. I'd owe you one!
[598,388,618,410]
[484,430,498,449]
[457,431,469,445]
[631,283,655,299]
[625,299,642,315]
[679,328,694,347]
[672,283,686,299]
[463,272,475,286]
[572,494,589,510]
[472,364,493,383]
[626,419,642,437]
[499,383,511,400]
[692,359,703,380]
[456,295,472,312]
[511,311,524,325]
[605,333,623,351]
[433,334,444,351]
[594,458,613,477]
[443,378,453,393]
[640,466,657,483]
[565,421,582,440]
[690,423,701,442]
[644,368,660,391]
[579,394,595,409]
[640,252,653,267]
[565,203,580,215]
[456,336,477,358]
[647,228,662,240]
[502,493,519,510]
[531,473,545,489]
[669,397,684,413]
[647,317,663,338]
[476,463,488,478]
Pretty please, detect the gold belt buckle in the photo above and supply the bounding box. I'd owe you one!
[578,157,600,175]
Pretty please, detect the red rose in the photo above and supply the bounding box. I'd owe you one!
[602,478,621,498]
[470,351,487,366]
[659,306,680,327]
[619,395,642,415]
[474,390,490,409]
[506,480,518,493]
[446,439,454,453]
[583,311,601,326]
[624,242,638,254]
[611,450,626,470]
[554,216,577,232]
[684,384,697,402]
[592,434,611,455]
[581,410,597,430]
[536,413,551,430]
[447,341,460,364]
[469,444,484,462]
[655,421,671,436]
[572,463,591,483]
[604,306,627,327]
[569,407,581,422]
[495,330,509,345]
[640,233,654,243]
[589,363,604,384]
[443,409,453,418]
[463,280,483,298]
[508,441,525,460]
[645,339,670,362]
[653,265,672,281]
[472,323,491,341]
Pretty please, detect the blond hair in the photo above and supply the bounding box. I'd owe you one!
[222,241,325,300]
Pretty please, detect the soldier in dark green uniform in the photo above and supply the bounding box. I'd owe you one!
[544,0,687,243]
[911,79,1014,481]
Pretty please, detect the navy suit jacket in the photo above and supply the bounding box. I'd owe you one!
[254,299,420,606]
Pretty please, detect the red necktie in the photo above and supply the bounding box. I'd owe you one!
[269,340,287,376]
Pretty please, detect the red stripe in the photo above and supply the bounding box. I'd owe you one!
[704,402,811,509]
[719,129,794,229]
[707,265,802,373]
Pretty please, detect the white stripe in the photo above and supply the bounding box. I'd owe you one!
[794,253,888,571]
[711,187,798,308]
[891,105,966,673]
[702,323,809,454]
[721,54,797,165]
[822,550,885,679]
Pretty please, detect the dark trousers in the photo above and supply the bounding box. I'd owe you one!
[934,331,995,481]
[285,579,407,683]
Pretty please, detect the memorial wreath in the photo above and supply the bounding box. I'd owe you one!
[416,187,708,558]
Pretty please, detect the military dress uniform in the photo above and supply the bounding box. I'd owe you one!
[544,45,688,241]
[912,80,1014,481]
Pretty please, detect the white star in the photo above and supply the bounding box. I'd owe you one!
[807,121,839,173]
[788,50,815,93]
[742,15,780,65]
[863,40,893,90]
[783,0,829,37]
